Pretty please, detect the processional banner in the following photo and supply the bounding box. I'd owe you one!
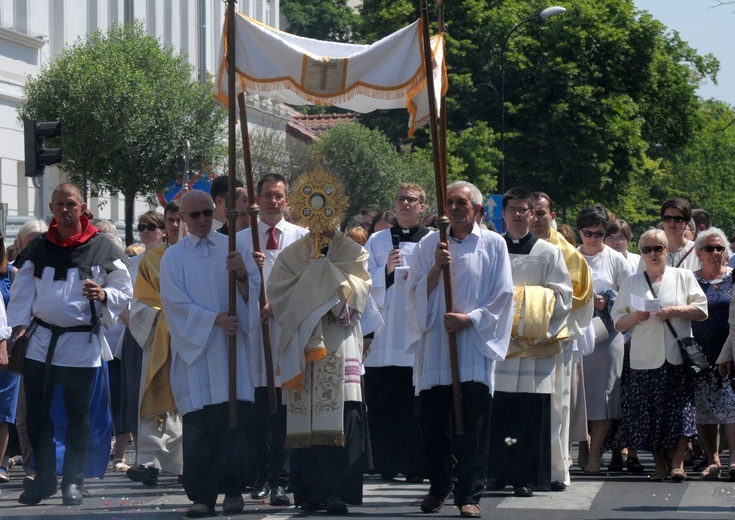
[213,11,446,137]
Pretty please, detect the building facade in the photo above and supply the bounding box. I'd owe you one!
[0,0,287,240]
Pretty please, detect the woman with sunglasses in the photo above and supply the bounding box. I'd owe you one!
[690,228,735,480]
[652,198,701,272]
[576,205,633,474]
[612,229,707,482]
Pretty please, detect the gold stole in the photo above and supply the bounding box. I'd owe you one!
[134,242,176,419]
[547,228,594,309]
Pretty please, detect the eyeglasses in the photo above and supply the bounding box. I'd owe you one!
[505,207,531,216]
[396,195,421,205]
[662,215,686,224]
[358,222,371,229]
[582,230,606,238]
[260,193,286,201]
[137,223,161,232]
[184,209,215,220]
[604,235,628,243]
[641,245,665,255]
[701,245,726,253]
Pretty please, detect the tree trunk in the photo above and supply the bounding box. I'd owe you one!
[124,188,136,246]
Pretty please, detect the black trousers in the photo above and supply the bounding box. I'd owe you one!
[182,401,252,508]
[250,386,290,486]
[24,358,96,487]
[418,382,492,506]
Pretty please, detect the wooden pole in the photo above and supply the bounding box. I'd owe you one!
[238,92,279,414]
[225,0,238,428]
[419,0,464,435]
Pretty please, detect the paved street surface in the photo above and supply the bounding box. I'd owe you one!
[1,450,734,519]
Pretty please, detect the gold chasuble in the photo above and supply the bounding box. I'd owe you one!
[134,242,176,419]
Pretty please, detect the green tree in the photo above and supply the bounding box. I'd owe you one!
[355,0,719,214]
[309,122,433,218]
[18,22,225,244]
[281,0,359,42]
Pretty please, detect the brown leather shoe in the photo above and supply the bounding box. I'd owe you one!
[420,485,454,513]
[459,504,482,518]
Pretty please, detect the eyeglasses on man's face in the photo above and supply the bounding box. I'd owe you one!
[504,207,531,216]
[137,223,161,232]
[395,195,421,205]
[662,215,686,224]
[184,209,215,220]
[641,245,665,255]
[604,235,628,244]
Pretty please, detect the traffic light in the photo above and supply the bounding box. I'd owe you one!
[24,119,62,177]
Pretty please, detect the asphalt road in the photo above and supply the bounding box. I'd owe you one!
[1,451,734,519]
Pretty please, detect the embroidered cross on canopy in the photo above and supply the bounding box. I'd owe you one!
[213,10,446,137]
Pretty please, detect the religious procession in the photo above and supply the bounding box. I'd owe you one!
[1,1,734,519]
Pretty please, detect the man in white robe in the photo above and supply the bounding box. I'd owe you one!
[487,187,573,498]
[407,181,514,518]
[530,192,594,490]
[160,190,259,518]
[363,182,431,481]
[127,200,185,486]
[238,173,308,505]
[9,182,132,506]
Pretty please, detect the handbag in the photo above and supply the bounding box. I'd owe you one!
[643,271,711,378]
[7,320,38,375]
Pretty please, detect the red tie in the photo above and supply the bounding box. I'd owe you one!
[266,227,279,250]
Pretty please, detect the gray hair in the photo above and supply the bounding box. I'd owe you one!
[694,226,728,251]
[92,219,124,251]
[16,219,48,246]
[447,181,482,206]
[638,228,668,251]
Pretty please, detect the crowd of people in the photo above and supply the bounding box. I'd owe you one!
[0,177,734,519]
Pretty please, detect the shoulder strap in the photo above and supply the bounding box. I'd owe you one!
[675,244,694,268]
[643,271,680,340]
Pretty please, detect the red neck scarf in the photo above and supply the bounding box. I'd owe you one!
[47,215,99,248]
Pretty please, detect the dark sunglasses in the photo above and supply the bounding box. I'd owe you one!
[662,215,686,223]
[582,230,606,238]
[137,223,161,232]
[641,245,665,254]
[701,245,726,253]
[185,209,215,220]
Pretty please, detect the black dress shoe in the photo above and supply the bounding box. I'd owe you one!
[326,495,348,514]
[126,465,159,486]
[62,484,84,506]
[250,481,270,500]
[550,481,567,492]
[485,478,507,491]
[270,484,290,506]
[513,486,534,497]
[18,477,58,505]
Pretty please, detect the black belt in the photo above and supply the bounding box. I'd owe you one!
[36,318,96,400]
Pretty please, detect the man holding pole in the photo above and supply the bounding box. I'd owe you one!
[407,181,514,518]
[160,190,258,517]
[238,173,307,505]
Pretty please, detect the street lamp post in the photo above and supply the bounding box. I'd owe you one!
[499,6,566,195]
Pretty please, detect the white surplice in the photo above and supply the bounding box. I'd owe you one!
[364,228,432,368]
[495,239,573,395]
[237,218,309,388]
[160,230,260,416]
[407,224,514,394]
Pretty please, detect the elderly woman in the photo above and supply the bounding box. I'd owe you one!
[577,205,632,473]
[691,227,735,480]
[605,219,641,275]
[612,229,708,482]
